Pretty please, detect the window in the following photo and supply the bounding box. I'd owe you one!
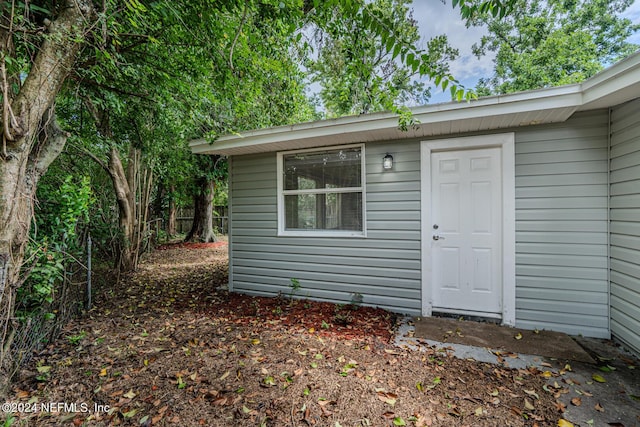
[277,145,365,236]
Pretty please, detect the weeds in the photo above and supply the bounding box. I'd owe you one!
[289,278,301,300]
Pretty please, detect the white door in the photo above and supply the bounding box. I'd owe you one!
[431,148,502,316]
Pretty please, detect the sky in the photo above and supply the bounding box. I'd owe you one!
[411,0,640,104]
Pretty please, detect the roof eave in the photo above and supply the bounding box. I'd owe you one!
[190,85,582,156]
[190,50,640,157]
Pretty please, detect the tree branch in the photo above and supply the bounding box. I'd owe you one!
[29,107,69,177]
[229,0,250,71]
[72,143,112,179]
[9,0,95,154]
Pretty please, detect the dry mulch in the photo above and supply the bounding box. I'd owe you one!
[6,243,564,426]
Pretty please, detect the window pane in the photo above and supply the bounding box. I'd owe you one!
[285,192,362,231]
[284,148,361,191]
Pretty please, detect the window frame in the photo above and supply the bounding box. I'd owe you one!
[277,144,367,237]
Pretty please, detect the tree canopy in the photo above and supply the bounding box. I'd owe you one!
[465,0,639,94]
[306,0,458,116]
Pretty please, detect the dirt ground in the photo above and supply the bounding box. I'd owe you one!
[5,243,569,426]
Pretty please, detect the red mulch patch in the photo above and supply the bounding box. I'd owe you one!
[223,293,395,342]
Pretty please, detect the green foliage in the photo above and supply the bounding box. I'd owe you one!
[67,331,87,346]
[466,0,639,94]
[289,278,301,300]
[18,176,93,314]
[307,0,460,116]
[453,0,514,19]
[2,414,15,427]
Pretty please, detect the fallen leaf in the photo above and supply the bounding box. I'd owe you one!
[554,401,567,413]
[262,376,275,386]
[595,402,604,412]
[123,390,136,399]
[514,332,523,340]
[377,390,398,406]
[592,374,606,383]
[557,419,574,427]
[16,390,30,399]
[570,397,581,406]
[524,398,535,410]
[524,389,539,399]
[213,397,228,406]
[122,409,137,418]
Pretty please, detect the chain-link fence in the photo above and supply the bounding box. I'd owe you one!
[7,238,92,381]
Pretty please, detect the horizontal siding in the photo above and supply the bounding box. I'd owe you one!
[610,98,640,355]
[225,108,633,344]
[229,142,422,314]
[514,110,610,338]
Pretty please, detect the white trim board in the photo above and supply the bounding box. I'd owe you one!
[420,133,516,326]
[276,143,367,238]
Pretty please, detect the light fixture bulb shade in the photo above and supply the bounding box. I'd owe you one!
[383,154,393,170]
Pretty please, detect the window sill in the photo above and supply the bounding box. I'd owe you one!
[278,230,366,238]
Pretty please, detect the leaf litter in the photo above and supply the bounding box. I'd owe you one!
[9,243,563,426]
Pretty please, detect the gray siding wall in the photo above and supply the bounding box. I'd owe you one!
[229,140,422,313]
[610,99,640,355]
[514,110,610,338]
[229,111,612,338]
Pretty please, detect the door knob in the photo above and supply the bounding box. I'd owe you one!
[433,235,445,241]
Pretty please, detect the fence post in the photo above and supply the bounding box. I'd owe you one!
[87,234,92,310]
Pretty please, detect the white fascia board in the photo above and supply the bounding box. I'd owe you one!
[579,50,640,110]
[412,86,581,124]
[190,85,582,156]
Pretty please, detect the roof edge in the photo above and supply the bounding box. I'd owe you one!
[190,50,640,156]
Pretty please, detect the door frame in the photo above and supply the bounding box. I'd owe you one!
[420,133,516,326]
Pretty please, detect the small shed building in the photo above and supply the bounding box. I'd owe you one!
[191,52,640,355]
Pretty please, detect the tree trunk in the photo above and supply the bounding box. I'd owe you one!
[109,146,136,271]
[185,178,217,243]
[0,0,95,397]
[168,185,177,236]
[91,145,152,272]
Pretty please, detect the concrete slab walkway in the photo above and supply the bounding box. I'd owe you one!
[395,317,640,427]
